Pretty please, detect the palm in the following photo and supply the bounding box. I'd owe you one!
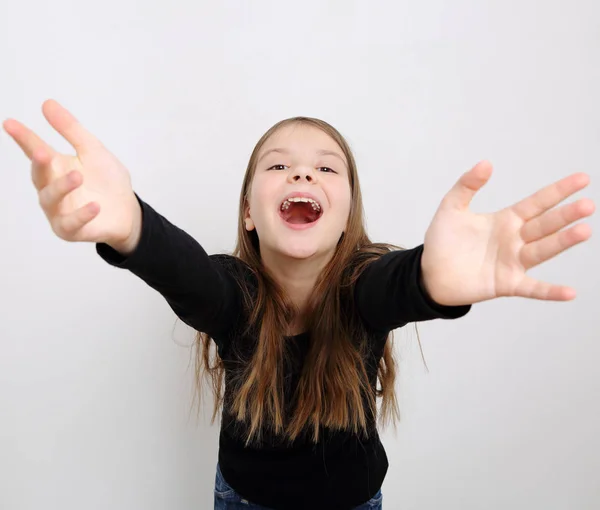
[421,161,594,306]
[60,149,133,241]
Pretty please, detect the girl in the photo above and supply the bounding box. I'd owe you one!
[3,100,594,510]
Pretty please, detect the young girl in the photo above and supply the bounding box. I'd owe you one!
[4,100,594,510]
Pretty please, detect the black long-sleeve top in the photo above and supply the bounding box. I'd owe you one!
[96,195,471,510]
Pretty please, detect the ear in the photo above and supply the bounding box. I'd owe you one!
[244,204,255,231]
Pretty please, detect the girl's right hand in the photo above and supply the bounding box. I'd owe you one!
[3,99,142,253]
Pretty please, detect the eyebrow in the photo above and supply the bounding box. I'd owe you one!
[257,148,348,169]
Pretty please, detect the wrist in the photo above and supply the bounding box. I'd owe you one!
[108,196,142,255]
[419,246,450,306]
[419,264,440,304]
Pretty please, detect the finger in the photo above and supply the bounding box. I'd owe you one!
[514,275,576,301]
[442,160,493,210]
[512,172,590,221]
[41,99,102,153]
[52,202,100,239]
[520,222,592,269]
[2,118,56,160]
[38,170,83,213]
[521,197,595,243]
[30,147,57,190]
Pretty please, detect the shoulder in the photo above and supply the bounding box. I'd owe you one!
[346,243,405,282]
[209,253,247,272]
[209,254,258,291]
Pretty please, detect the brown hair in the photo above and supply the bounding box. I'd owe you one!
[193,117,425,445]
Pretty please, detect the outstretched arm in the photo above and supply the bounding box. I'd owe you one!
[4,100,244,344]
[355,161,593,333]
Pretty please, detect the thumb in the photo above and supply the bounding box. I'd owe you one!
[442,160,493,210]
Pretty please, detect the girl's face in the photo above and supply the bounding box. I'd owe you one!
[245,124,352,261]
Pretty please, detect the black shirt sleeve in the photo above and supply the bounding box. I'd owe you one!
[354,244,471,332]
[95,194,244,350]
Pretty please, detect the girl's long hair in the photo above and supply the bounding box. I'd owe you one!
[193,117,425,445]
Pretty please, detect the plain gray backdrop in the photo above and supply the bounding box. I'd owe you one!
[0,1,598,509]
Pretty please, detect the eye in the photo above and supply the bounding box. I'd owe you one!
[267,164,288,170]
[318,167,336,173]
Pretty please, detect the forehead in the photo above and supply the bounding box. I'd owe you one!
[259,123,346,161]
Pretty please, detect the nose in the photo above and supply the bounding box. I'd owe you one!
[288,166,318,184]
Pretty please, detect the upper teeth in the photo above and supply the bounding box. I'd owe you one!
[281,197,321,212]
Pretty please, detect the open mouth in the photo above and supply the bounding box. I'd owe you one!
[279,197,323,225]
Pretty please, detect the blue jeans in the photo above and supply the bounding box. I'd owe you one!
[214,463,383,509]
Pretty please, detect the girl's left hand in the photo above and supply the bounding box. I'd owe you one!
[420,161,595,306]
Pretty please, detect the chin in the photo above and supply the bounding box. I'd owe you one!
[277,241,320,260]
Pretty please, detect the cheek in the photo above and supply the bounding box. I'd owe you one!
[248,178,276,219]
[334,186,352,219]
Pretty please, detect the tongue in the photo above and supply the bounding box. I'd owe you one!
[281,202,320,224]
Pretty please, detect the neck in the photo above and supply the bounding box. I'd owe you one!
[260,249,333,333]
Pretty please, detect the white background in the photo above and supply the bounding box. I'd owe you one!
[0,1,598,509]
